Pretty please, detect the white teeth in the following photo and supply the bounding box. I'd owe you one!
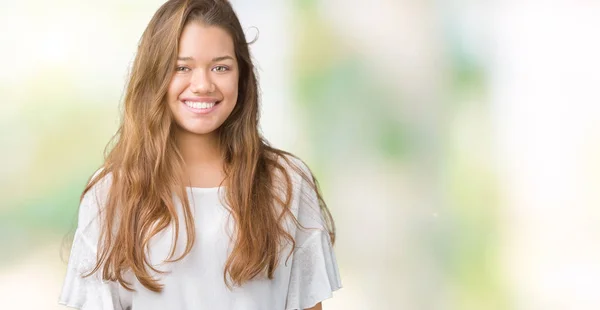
[184,101,216,109]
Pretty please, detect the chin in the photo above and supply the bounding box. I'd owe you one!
[178,125,220,136]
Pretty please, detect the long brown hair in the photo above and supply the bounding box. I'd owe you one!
[81,0,335,292]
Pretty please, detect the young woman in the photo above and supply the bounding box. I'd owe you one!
[58,0,341,309]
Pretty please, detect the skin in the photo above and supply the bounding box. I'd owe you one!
[167,22,239,187]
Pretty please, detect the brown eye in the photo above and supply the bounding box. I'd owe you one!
[176,66,190,72]
[212,65,229,72]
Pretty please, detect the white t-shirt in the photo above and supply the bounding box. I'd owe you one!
[59,157,342,310]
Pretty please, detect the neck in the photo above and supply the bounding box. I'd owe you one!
[174,128,226,188]
[174,128,223,167]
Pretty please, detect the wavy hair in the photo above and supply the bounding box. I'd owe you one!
[80,0,335,292]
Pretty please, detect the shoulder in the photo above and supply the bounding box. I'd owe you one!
[273,152,327,227]
[274,152,314,185]
[77,167,113,231]
[271,152,319,203]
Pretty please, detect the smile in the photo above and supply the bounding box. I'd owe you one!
[181,100,220,114]
[185,101,215,109]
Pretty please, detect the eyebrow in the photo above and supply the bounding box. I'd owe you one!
[177,55,235,62]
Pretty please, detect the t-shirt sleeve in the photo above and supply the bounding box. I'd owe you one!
[59,171,131,310]
[285,159,342,310]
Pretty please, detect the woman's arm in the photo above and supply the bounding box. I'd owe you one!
[305,303,322,310]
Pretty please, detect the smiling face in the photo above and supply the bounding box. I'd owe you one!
[167,22,239,138]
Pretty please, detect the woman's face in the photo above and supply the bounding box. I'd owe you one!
[167,22,239,137]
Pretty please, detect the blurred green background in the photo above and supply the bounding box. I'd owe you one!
[1,1,600,309]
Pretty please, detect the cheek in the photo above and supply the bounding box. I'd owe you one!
[223,76,239,100]
[168,77,186,101]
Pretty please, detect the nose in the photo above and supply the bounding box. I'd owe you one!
[189,70,215,94]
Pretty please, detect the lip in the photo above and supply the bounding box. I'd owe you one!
[180,99,220,115]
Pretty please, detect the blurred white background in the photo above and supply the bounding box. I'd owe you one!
[1,1,599,309]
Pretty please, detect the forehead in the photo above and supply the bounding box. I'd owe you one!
[178,22,235,61]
